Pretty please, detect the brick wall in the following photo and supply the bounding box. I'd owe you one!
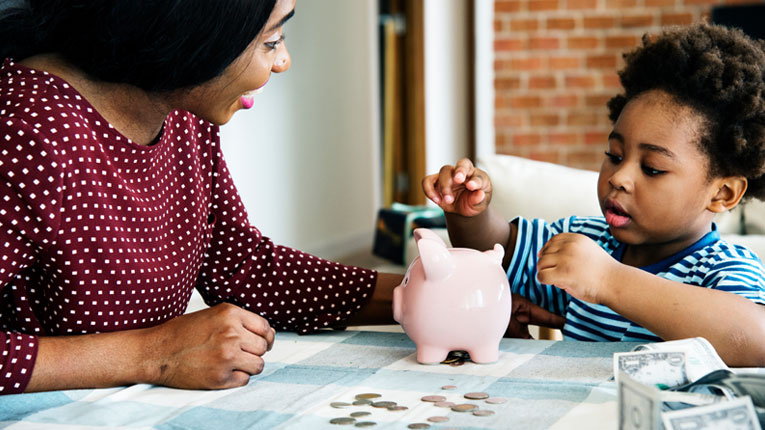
[493,0,763,171]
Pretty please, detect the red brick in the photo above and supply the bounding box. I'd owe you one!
[585,131,610,145]
[510,18,540,31]
[567,36,599,49]
[683,0,718,5]
[494,19,504,32]
[494,59,514,70]
[528,150,562,163]
[606,35,639,49]
[530,113,560,126]
[602,72,622,88]
[512,134,543,147]
[660,12,693,26]
[495,114,525,127]
[529,36,560,50]
[645,0,676,6]
[605,0,637,6]
[549,132,580,145]
[494,37,526,51]
[510,95,543,108]
[566,150,604,170]
[495,0,523,12]
[509,57,544,71]
[565,75,597,88]
[529,75,558,89]
[586,54,618,69]
[567,111,602,126]
[583,15,616,29]
[528,0,560,11]
[548,56,581,69]
[546,94,580,108]
[621,14,654,27]
[566,0,598,8]
[495,76,522,90]
[547,17,577,30]
[586,94,613,107]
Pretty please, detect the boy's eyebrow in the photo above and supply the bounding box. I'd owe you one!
[266,8,295,33]
[608,131,676,159]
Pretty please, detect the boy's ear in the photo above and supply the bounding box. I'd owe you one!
[708,177,748,213]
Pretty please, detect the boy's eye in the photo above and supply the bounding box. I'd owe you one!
[604,151,622,164]
[642,166,665,176]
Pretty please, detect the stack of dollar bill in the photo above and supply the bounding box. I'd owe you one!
[615,337,764,429]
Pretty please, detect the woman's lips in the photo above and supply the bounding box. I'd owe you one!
[240,87,265,110]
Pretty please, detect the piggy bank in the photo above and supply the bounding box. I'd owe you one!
[393,228,512,364]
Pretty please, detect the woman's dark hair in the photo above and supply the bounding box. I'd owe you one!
[607,23,765,201]
[0,0,277,92]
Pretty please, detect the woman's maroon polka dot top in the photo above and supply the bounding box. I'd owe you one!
[0,59,376,394]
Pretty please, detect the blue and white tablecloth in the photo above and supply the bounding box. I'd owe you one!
[0,330,639,429]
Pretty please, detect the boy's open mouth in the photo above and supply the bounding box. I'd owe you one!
[605,200,631,228]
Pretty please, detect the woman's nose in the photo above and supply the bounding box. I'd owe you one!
[272,45,291,73]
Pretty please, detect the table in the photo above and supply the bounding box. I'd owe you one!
[0,330,639,429]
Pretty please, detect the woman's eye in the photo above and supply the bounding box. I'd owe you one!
[265,35,285,50]
[604,151,622,164]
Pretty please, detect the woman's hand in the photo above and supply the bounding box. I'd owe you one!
[144,303,275,390]
[505,293,566,338]
[536,233,619,304]
[422,158,492,217]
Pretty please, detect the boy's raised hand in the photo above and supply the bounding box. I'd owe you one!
[421,158,492,217]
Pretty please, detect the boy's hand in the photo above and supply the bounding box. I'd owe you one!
[536,233,619,304]
[421,158,492,217]
[505,293,566,338]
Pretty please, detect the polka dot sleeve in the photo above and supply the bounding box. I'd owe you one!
[195,144,377,334]
[0,118,65,394]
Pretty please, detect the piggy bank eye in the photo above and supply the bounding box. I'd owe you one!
[404,276,409,285]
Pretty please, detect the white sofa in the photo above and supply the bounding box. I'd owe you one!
[405,154,765,267]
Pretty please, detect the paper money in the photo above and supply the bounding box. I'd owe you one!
[619,371,662,430]
[615,350,689,388]
[634,337,728,382]
[662,396,762,430]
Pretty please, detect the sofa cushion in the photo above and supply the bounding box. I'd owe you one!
[477,154,601,222]
[744,199,765,235]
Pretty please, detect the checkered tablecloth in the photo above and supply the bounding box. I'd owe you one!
[0,330,639,429]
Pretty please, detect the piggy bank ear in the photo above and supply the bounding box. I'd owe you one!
[413,228,447,247]
[416,235,454,282]
[484,243,505,266]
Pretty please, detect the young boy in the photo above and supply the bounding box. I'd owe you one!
[422,23,765,366]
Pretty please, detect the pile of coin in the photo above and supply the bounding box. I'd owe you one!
[327,386,507,428]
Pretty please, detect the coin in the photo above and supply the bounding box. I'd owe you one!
[485,397,507,404]
[407,424,431,429]
[371,401,397,408]
[352,399,372,406]
[420,395,446,402]
[354,422,377,428]
[350,412,371,418]
[355,393,382,400]
[434,401,455,408]
[451,403,478,412]
[330,417,357,425]
[427,416,450,423]
[464,392,490,400]
[448,361,465,367]
[473,410,495,417]
[331,402,353,408]
[388,405,409,411]
[441,385,457,390]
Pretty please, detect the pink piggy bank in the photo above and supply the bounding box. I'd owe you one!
[393,228,512,364]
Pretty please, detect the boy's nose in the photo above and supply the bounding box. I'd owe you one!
[608,167,633,192]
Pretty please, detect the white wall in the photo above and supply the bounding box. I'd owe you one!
[474,0,496,160]
[219,0,381,259]
[423,0,472,176]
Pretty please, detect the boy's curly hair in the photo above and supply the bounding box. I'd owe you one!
[607,23,765,201]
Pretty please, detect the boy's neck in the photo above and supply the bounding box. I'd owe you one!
[619,226,713,268]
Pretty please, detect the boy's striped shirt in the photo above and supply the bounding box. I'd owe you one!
[508,216,765,342]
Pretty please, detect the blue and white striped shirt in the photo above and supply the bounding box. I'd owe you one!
[508,216,765,342]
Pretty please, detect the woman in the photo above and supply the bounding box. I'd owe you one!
[0,0,561,395]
